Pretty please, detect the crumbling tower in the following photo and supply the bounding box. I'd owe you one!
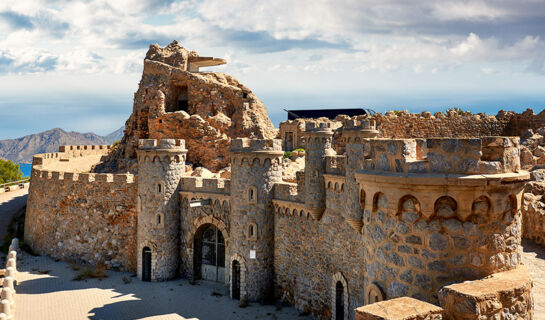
[229,138,283,302]
[136,139,187,281]
[303,122,334,219]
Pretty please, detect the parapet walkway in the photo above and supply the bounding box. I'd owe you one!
[0,188,28,243]
[14,254,311,320]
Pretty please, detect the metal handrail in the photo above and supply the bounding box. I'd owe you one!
[0,178,30,188]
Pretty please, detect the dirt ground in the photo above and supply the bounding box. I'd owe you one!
[12,253,312,320]
[521,239,545,319]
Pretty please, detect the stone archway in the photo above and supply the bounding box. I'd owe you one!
[230,253,247,300]
[187,216,230,283]
[194,224,225,282]
[332,272,349,320]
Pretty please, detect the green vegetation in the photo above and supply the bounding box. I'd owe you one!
[283,151,292,159]
[446,107,464,115]
[0,159,23,184]
[293,148,305,153]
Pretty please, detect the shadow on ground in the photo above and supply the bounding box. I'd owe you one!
[16,254,309,320]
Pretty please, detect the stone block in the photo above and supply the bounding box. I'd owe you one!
[355,297,443,320]
[439,265,532,320]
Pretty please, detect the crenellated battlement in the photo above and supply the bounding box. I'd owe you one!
[180,176,230,194]
[230,138,282,153]
[138,139,186,151]
[32,168,136,184]
[304,121,333,132]
[357,136,522,175]
[342,119,379,141]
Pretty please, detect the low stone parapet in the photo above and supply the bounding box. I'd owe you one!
[439,265,533,320]
[0,238,20,319]
[355,297,443,320]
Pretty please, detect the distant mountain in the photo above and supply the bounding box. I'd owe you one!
[0,127,124,164]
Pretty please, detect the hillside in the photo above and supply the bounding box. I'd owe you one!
[0,127,124,163]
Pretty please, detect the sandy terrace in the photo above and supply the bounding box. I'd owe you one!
[11,253,312,320]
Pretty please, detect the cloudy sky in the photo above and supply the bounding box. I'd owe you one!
[1,0,544,139]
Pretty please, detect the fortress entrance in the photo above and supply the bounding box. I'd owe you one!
[194,224,225,282]
[142,247,151,282]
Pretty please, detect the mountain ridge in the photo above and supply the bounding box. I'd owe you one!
[0,127,124,163]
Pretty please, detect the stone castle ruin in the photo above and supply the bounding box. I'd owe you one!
[24,41,545,319]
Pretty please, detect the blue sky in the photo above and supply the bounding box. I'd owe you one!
[0,0,544,139]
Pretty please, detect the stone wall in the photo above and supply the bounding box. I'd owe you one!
[274,209,366,320]
[25,168,137,271]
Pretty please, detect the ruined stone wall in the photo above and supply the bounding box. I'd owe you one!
[25,168,137,271]
[355,264,533,320]
[370,109,545,139]
[439,266,533,320]
[97,41,277,173]
[274,209,366,320]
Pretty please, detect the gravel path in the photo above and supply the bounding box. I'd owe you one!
[13,254,312,320]
[522,240,545,319]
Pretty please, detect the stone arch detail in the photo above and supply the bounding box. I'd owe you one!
[398,195,421,216]
[434,195,458,219]
[230,253,247,300]
[373,192,387,212]
[366,282,385,304]
[332,272,349,320]
[187,215,229,248]
[468,195,491,224]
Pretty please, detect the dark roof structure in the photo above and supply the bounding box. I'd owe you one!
[285,108,370,120]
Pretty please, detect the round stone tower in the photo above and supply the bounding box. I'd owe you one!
[342,119,379,232]
[229,138,283,302]
[303,121,334,219]
[137,138,187,281]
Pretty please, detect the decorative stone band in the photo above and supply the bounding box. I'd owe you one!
[230,138,282,153]
[272,199,322,220]
[31,169,136,184]
[231,154,283,167]
[355,171,529,221]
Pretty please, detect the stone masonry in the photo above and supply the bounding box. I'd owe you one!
[23,42,538,320]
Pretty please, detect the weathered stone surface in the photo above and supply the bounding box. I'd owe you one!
[94,41,277,173]
[439,265,533,320]
[355,297,443,320]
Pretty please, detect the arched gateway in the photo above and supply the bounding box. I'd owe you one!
[194,224,226,282]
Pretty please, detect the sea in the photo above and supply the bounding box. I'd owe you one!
[18,163,32,178]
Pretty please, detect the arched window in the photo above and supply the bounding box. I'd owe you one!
[366,282,385,304]
[156,213,164,228]
[247,223,257,241]
[157,183,162,194]
[248,186,257,204]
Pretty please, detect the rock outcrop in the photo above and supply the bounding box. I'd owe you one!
[95,41,277,173]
